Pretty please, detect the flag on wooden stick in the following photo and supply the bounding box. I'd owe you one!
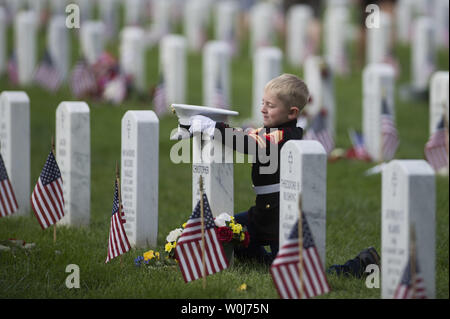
[380,97,399,161]
[31,150,65,229]
[0,152,19,218]
[175,192,229,283]
[105,175,131,263]
[304,109,335,155]
[34,50,63,92]
[153,72,167,116]
[270,212,330,299]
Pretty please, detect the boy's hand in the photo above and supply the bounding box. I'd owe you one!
[189,115,216,137]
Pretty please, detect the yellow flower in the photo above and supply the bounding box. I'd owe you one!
[155,252,160,260]
[240,232,245,241]
[232,223,242,234]
[182,222,187,228]
[165,242,173,252]
[238,283,247,291]
[143,250,155,261]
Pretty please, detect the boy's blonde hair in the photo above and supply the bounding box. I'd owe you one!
[264,73,310,111]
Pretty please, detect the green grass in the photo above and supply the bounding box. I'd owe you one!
[0,15,448,300]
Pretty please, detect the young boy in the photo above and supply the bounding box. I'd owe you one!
[189,73,308,264]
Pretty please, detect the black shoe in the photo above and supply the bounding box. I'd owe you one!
[356,247,380,270]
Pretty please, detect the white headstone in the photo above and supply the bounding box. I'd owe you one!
[99,0,119,40]
[124,0,145,26]
[80,21,105,65]
[121,111,159,248]
[184,0,211,52]
[0,8,6,75]
[47,15,70,81]
[381,160,435,299]
[252,47,283,126]
[215,0,240,56]
[279,140,327,268]
[363,63,396,162]
[304,56,336,138]
[432,0,449,48]
[14,11,37,85]
[56,102,90,227]
[286,4,313,68]
[429,71,449,136]
[191,111,238,218]
[411,17,436,92]
[395,0,415,44]
[50,0,67,16]
[0,91,30,216]
[76,0,94,22]
[249,2,277,55]
[366,12,393,65]
[203,41,231,109]
[120,26,146,92]
[150,0,174,38]
[324,5,350,75]
[160,34,187,106]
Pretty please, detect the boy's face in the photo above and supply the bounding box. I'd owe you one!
[261,88,298,128]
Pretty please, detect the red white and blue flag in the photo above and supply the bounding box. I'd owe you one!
[176,193,229,283]
[105,179,131,263]
[212,75,228,109]
[393,256,427,299]
[0,152,19,218]
[346,129,372,161]
[34,51,63,92]
[153,72,167,116]
[70,58,98,98]
[424,116,448,172]
[271,213,330,299]
[380,98,399,161]
[7,52,19,86]
[305,109,335,154]
[30,151,65,229]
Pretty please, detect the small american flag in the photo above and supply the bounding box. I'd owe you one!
[70,58,98,98]
[0,152,19,218]
[176,193,229,283]
[425,116,448,172]
[7,53,19,86]
[380,98,399,161]
[346,129,372,161]
[271,213,330,299]
[393,256,427,299]
[31,151,65,229]
[211,76,229,109]
[153,72,167,116]
[305,110,335,154]
[105,179,131,263]
[34,51,63,92]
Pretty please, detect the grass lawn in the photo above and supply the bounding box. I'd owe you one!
[0,10,448,300]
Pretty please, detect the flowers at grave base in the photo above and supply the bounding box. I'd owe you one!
[134,249,175,268]
[164,226,184,260]
[214,213,250,248]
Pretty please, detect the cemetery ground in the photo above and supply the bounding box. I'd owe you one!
[0,30,448,299]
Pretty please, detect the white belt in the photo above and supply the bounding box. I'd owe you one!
[252,183,280,195]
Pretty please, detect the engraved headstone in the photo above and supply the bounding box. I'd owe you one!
[429,71,449,136]
[56,102,90,227]
[363,63,396,162]
[14,11,38,85]
[279,140,327,268]
[0,91,30,216]
[249,2,277,55]
[286,4,313,68]
[411,17,436,92]
[80,21,105,65]
[381,160,435,299]
[160,34,187,106]
[215,0,239,56]
[121,111,159,248]
[323,5,350,75]
[252,47,283,126]
[203,41,231,109]
[120,26,146,92]
[184,0,211,52]
[304,56,336,138]
[47,15,70,81]
[366,12,393,65]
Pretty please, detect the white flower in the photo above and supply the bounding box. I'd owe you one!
[214,213,233,227]
[166,228,183,243]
